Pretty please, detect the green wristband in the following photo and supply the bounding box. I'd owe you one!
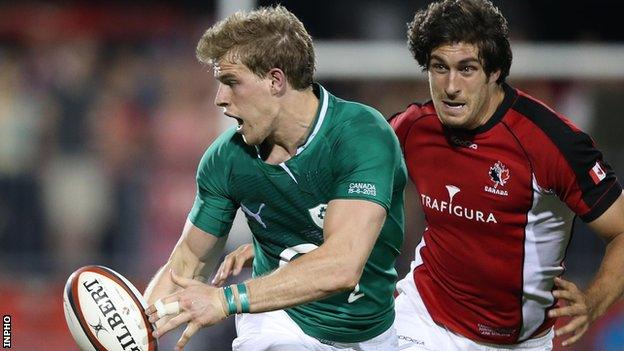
[223,286,237,315]
[237,283,250,313]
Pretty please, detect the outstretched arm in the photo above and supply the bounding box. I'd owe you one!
[146,198,386,349]
[549,193,624,346]
[144,219,226,306]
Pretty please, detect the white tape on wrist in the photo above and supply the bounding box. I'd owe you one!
[154,299,180,318]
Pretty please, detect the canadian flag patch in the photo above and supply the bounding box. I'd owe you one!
[589,161,607,184]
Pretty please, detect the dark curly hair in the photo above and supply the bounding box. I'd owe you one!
[407,0,512,84]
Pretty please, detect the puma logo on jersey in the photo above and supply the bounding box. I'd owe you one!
[241,203,267,228]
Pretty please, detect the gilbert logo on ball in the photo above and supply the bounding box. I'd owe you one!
[63,265,158,351]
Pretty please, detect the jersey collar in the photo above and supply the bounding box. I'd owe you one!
[447,82,517,135]
[296,83,329,155]
[253,83,330,159]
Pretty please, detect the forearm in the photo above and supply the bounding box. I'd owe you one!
[144,221,224,304]
[243,246,360,312]
[584,232,624,321]
[225,199,383,314]
[144,249,203,305]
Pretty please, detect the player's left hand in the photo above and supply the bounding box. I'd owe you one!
[145,270,228,351]
[548,277,594,347]
[212,243,254,286]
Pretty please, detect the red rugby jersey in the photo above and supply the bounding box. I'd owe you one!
[390,83,622,344]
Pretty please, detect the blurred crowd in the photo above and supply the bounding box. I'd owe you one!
[0,2,623,350]
[0,5,224,280]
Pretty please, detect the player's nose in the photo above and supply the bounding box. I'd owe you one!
[444,71,461,97]
[214,84,230,107]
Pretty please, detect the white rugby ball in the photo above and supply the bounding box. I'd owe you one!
[63,265,158,351]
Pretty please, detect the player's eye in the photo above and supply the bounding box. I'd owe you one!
[431,63,448,73]
[460,66,477,74]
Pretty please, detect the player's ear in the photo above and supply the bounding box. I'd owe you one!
[268,68,287,96]
[487,69,501,84]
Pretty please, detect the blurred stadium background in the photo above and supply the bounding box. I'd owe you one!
[0,0,622,350]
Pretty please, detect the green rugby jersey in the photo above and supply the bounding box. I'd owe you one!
[189,84,406,343]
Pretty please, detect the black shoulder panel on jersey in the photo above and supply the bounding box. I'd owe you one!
[512,95,621,222]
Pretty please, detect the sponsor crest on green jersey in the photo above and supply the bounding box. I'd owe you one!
[308,203,327,228]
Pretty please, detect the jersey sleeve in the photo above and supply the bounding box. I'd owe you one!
[188,135,238,237]
[517,97,622,223]
[547,129,621,222]
[330,108,403,211]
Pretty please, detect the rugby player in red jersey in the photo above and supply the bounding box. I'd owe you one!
[390,0,624,350]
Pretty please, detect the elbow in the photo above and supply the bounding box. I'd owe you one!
[320,263,363,293]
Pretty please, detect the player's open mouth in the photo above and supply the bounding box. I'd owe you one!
[225,112,244,132]
[444,101,465,109]
[223,112,244,131]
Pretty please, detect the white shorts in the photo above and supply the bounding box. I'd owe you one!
[394,276,553,351]
[232,309,398,351]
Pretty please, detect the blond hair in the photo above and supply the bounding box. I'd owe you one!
[196,5,315,90]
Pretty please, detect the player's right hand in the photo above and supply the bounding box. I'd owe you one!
[147,270,229,351]
[212,243,255,286]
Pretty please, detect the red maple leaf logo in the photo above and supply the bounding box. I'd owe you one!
[489,161,510,188]
[499,167,510,184]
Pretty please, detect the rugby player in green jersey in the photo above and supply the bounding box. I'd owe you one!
[144,6,406,351]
